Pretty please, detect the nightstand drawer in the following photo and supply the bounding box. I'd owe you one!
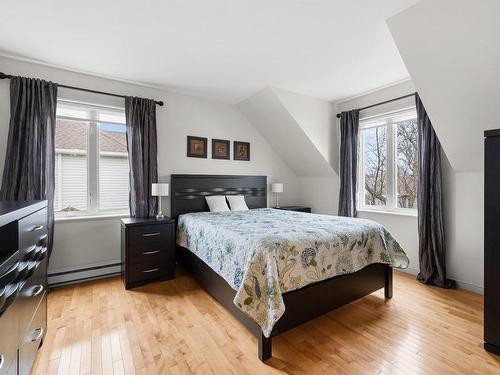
[129,247,173,266]
[128,225,169,250]
[128,263,171,283]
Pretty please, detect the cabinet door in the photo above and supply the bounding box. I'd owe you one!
[18,258,47,336]
[485,136,500,345]
[18,293,46,375]
[0,300,19,375]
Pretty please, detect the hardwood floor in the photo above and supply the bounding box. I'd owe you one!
[31,269,499,375]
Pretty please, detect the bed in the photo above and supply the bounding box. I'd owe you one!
[171,174,409,361]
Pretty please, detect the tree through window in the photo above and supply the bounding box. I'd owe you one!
[358,109,418,213]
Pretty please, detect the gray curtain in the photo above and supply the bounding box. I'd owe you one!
[0,77,58,257]
[338,110,360,217]
[125,97,158,218]
[416,94,455,288]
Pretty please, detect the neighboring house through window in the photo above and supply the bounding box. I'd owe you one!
[54,101,129,217]
[358,107,418,215]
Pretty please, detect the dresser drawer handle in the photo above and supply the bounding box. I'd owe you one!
[0,354,4,369]
[142,232,160,237]
[142,268,159,273]
[31,327,44,342]
[31,225,44,232]
[24,245,37,259]
[142,250,160,255]
[31,284,44,297]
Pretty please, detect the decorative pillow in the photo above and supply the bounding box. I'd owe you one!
[205,195,230,212]
[226,195,249,211]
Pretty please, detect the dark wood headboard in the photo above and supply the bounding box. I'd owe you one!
[170,174,267,218]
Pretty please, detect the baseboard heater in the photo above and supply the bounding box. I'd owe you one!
[48,262,122,288]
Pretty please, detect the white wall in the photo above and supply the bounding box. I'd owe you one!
[0,56,300,281]
[336,80,484,293]
[295,99,340,215]
[442,160,484,292]
[298,177,339,215]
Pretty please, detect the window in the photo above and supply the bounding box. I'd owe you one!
[54,101,129,217]
[358,108,418,214]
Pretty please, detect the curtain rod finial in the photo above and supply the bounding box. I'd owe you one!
[157,101,164,106]
[336,113,341,118]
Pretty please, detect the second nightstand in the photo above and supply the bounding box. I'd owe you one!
[274,206,312,213]
[121,217,176,289]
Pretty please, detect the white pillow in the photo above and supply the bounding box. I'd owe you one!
[206,196,230,212]
[226,195,249,211]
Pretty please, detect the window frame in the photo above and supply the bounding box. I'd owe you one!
[55,100,129,219]
[357,107,418,216]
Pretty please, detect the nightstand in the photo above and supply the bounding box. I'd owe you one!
[121,217,176,289]
[274,206,312,213]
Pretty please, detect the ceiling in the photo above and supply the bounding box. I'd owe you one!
[0,0,417,103]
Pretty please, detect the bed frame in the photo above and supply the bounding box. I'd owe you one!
[171,174,393,362]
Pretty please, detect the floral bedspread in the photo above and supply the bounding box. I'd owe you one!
[176,208,409,337]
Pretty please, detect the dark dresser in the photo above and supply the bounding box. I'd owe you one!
[274,206,312,213]
[121,217,176,289]
[0,201,48,375]
[485,130,500,355]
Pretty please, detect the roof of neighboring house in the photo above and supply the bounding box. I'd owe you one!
[55,120,127,153]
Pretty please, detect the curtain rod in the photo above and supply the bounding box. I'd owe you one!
[0,72,164,107]
[336,92,416,118]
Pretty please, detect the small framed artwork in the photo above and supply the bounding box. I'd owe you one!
[234,141,250,161]
[212,139,230,160]
[187,136,207,158]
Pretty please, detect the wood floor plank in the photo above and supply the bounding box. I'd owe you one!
[31,270,499,375]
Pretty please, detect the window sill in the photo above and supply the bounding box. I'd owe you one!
[357,208,417,218]
[55,213,129,223]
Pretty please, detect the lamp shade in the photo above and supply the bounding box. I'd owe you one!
[271,183,283,193]
[151,183,169,197]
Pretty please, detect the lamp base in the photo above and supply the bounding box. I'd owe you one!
[156,213,165,220]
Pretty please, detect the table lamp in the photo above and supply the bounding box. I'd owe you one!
[271,183,283,208]
[152,183,169,220]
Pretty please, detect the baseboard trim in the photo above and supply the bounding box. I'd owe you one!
[49,271,121,289]
[397,267,484,294]
[48,262,122,287]
[454,279,484,294]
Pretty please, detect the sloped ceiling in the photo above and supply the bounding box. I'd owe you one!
[237,88,336,177]
[387,0,500,172]
[272,88,339,174]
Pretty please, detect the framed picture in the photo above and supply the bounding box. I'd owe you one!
[212,139,230,160]
[187,136,207,158]
[233,141,250,161]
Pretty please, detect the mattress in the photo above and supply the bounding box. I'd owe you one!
[177,208,409,337]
